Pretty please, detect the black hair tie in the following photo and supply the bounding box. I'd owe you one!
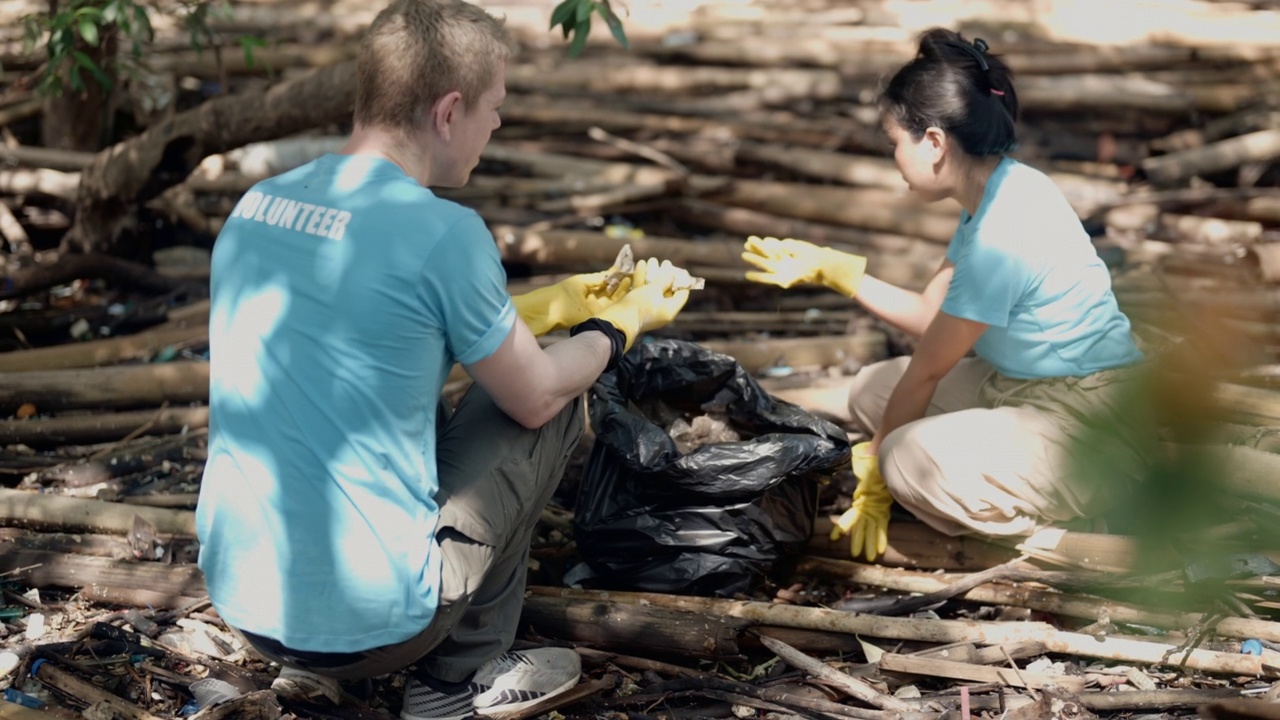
[956,37,990,72]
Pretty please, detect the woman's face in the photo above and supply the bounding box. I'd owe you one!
[884,115,949,202]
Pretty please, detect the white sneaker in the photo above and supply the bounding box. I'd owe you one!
[401,647,581,720]
[271,665,342,704]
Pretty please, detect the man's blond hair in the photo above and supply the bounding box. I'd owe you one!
[355,0,515,131]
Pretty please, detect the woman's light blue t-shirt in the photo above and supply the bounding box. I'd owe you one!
[196,154,515,653]
[940,157,1142,379]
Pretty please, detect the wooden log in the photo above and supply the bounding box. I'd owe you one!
[0,406,209,446]
[707,180,960,243]
[0,549,202,608]
[670,199,945,290]
[1249,242,1280,283]
[0,168,79,200]
[1159,213,1265,245]
[500,96,873,151]
[756,633,912,712]
[1142,130,1280,186]
[0,253,187,301]
[878,652,1088,691]
[0,325,205,372]
[520,594,745,659]
[794,556,1280,644]
[32,661,164,720]
[1246,197,1280,224]
[66,60,358,254]
[0,202,30,256]
[0,99,41,129]
[0,528,144,560]
[0,145,94,171]
[1213,383,1280,426]
[1016,74,1193,114]
[0,489,196,536]
[0,362,209,413]
[507,62,843,99]
[525,587,1273,677]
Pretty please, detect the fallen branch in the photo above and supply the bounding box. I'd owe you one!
[756,633,912,712]
[0,488,196,536]
[0,361,209,413]
[525,587,1274,677]
[0,253,187,300]
[1142,129,1280,186]
[0,406,208,446]
[0,324,205,372]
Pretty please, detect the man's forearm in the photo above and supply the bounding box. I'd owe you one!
[537,330,613,404]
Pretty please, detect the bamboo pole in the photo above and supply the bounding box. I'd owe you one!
[525,587,1273,677]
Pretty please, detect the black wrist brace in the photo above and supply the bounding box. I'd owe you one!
[570,318,626,373]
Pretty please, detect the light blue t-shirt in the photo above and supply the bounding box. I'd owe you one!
[941,157,1142,379]
[196,154,516,652]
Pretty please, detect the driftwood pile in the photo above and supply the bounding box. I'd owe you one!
[0,0,1279,718]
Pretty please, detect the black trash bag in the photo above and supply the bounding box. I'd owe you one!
[573,339,851,597]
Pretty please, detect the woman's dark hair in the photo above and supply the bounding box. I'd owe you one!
[880,28,1019,157]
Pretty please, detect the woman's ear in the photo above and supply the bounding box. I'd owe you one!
[922,126,948,164]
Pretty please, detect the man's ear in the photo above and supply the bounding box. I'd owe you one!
[431,90,464,141]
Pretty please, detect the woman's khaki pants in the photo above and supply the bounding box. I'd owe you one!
[847,357,1154,537]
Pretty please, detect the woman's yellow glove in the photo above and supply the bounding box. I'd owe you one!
[512,270,631,337]
[741,235,868,298]
[831,442,893,562]
[596,258,692,350]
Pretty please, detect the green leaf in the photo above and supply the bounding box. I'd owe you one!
[549,0,575,30]
[239,35,266,69]
[134,5,153,41]
[72,49,112,91]
[77,16,99,47]
[567,14,591,57]
[101,1,120,25]
[575,0,592,23]
[596,3,629,49]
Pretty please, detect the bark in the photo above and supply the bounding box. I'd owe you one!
[0,167,80,200]
[1142,129,1280,186]
[0,488,196,536]
[670,199,946,291]
[507,62,843,98]
[0,325,205,372]
[0,253,187,300]
[707,180,961,244]
[795,556,1280,644]
[526,587,1271,676]
[877,652,1088,691]
[0,144,94,171]
[65,60,358,255]
[0,361,209,413]
[520,594,745,659]
[0,406,209,446]
[33,661,164,720]
[756,634,912,712]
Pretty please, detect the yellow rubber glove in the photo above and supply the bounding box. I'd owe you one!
[831,442,893,562]
[595,258,692,350]
[741,235,868,298]
[512,270,631,337]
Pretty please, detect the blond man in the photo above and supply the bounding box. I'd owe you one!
[195,1,691,717]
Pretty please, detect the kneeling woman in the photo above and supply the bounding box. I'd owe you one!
[742,29,1154,560]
